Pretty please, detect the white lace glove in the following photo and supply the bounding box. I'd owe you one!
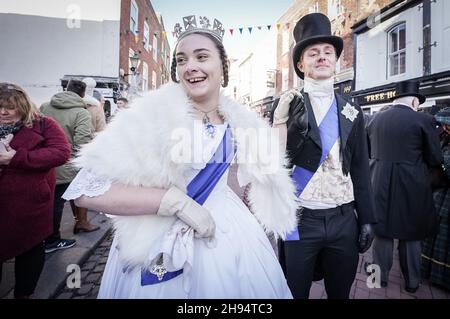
[273,89,301,125]
[157,186,215,238]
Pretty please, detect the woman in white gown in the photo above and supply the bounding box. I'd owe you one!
[63,16,298,299]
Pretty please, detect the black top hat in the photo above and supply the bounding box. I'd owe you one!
[392,80,426,104]
[292,13,343,79]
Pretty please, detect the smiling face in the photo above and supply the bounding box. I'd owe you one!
[175,33,223,106]
[297,42,337,80]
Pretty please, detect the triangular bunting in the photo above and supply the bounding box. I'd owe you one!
[229,29,234,35]
[276,23,281,30]
[248,27,252,34]
[239,27,243,34]
[267,25,271,30]
[257,26,262,30]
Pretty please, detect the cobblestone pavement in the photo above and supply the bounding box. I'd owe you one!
[54,230,449,299]
[55,230,114,299]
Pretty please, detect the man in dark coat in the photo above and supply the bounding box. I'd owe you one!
[366,80,442,293]
[271,13,376,299]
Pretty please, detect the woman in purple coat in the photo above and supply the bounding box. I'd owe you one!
[0,82,70,298]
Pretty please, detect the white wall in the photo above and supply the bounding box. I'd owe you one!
[235,29,277,105]
[0,0,120,21]
[431,0,450,74]
[0,0,120,105]
[355,3,423,91]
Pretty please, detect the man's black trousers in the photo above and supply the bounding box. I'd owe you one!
[280,202,360,299]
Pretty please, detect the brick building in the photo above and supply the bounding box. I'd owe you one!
[119,0,170,97]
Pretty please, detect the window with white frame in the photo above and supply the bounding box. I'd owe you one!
[327,0,342,21]
[153,34,158,62]
[152,71,157,89]
[128,48,135,74]
[142,62,148,91]
[294,70,303,89]
[144,22,150,51]
[166,51,171,70]
[282,30,289,55]
[335,48,342,74]
[130,0,138,34]
[309,2,319,13]
[387,23,406,77]
[282,68,289,92]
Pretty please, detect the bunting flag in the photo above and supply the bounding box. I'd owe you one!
[166,19,305,39]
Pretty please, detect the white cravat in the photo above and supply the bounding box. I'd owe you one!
[303,77,334,97]
[303,77,334,124]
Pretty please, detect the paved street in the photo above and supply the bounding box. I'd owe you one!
[0,204,112,299]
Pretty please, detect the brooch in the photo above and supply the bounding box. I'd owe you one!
[150,255,167,281]
[341,103,359,122]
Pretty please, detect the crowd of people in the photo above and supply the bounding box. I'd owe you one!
[0,12,448,299]
[0,78,133,297]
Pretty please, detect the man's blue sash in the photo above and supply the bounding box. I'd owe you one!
[141,125,236,285]
[285,98,339,241]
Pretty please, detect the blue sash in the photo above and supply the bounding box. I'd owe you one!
[285,98,339,241]
[141,125,236,285]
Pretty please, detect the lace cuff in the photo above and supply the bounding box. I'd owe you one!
[62,168,112,200]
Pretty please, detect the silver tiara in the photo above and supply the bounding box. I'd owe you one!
[173,15,225,42]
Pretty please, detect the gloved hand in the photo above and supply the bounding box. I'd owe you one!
[358,223,374,253]
[273,89,301,125]
[157,186,215,238]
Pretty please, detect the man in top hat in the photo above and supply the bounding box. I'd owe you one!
[271,13,376,299]
[366,80,442,293]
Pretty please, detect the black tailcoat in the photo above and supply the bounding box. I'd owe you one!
[367,105,442,240]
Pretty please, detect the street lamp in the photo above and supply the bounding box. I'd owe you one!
[129,52,140,75]
[120,53,140,99]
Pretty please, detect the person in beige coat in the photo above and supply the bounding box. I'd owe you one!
[83,94,106,133]
[82,78,106,133]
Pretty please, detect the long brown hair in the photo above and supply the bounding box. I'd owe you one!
[0,82,41,127]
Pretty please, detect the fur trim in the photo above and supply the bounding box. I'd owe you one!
[74,83,298,268]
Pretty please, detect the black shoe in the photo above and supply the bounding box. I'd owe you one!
[45,239,76,253]
[404,286,418,293]
[381,280,388,288]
